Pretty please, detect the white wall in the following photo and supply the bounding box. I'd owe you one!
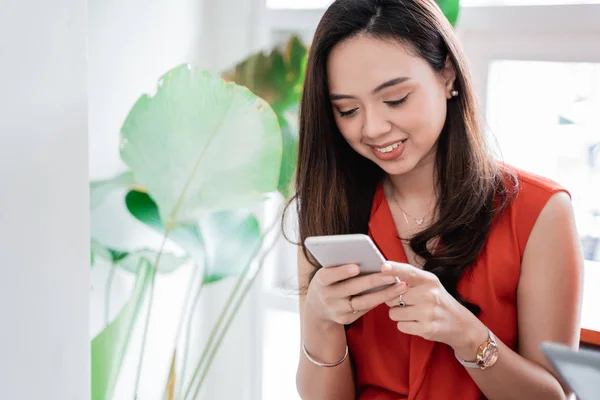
[201,0,267,71]
[88,0,203,179]
[0,0,90,399]
[88,0,265,399]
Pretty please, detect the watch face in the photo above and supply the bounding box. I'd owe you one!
[481,342,499,367]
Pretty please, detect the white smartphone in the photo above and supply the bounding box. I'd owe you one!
[304,233,386,273]
[304,234,395,293]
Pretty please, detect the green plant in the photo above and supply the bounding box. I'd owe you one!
[437,0,460,27]
[90,35,307,400]
[223,35,306,198]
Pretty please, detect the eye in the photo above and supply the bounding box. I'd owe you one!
[338,107,359,118]
[384,94,409,108]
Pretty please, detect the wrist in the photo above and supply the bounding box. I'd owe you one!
[452,318,490,361]
[303,302,343,333]
[301,304,348,365]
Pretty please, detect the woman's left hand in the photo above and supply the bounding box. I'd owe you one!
[381,261,488,359]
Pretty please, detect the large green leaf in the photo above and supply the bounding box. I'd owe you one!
[91,260,153,400]
[116,250,188,274]
[91,237,187,274]
[119,64,282,228]
[223,36,306,199]
[199,209,261,284]
[437,0,460,27]
[223,35,307,115]
[278,118,299,199]
[91,238,112,267]
[90,171,140,210]
[125,190,205,266]
[125,189,260,284]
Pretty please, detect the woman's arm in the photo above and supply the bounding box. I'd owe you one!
[455,191,584,400]
[296,245,408,399]
[296,247,355,400]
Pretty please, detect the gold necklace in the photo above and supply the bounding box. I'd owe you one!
[389,187,434,226]
[397,203,429,225]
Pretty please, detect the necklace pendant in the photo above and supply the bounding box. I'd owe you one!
[415,219,424,225]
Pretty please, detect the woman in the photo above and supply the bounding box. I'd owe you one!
[290,0,584,399]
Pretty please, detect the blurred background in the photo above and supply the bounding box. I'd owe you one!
[1,0,599,399]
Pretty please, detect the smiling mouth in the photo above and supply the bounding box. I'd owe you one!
[373,139,407,153]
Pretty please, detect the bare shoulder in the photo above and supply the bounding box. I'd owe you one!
[525,191,579,260]
[521,190,582,303]
[536,190,573,221]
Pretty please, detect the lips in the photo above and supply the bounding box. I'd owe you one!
[373,139,406,153]
[370,139,407,161]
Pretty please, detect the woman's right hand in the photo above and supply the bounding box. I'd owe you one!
[304,263,408,327]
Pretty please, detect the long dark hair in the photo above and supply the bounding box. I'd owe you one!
[285,0,516,315]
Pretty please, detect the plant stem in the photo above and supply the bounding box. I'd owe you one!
[163,247,204,400]
[105,262,117,326]
[133,232,170,399]
[191,227,282,399]
[105,259,146,400]
[183,208,282,400]
[182,240,263,400]
[174,263,202,347]
[177,279,204,399]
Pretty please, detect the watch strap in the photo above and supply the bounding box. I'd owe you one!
[455,329,497,369]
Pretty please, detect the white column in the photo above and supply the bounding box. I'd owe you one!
[0,1,90,399]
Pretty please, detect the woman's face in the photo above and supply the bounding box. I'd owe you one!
[327,35,456,176]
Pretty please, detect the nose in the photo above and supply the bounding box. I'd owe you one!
[362,106,392,139]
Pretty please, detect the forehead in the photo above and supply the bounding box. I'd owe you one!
[327,35,430,94]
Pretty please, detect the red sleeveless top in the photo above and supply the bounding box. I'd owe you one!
[345,167,568,400]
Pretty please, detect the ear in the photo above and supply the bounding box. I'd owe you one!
[441,56,457,99]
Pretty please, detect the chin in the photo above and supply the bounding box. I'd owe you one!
[378,159,418,176]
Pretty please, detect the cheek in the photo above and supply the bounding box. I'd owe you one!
[406,93,447,145]
[335,117,363,144]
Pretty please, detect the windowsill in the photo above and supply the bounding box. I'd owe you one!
[581,329,600,347]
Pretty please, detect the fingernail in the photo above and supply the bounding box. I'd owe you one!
[383,262,393,271]
[381,275,396,283]
[348,265,360,275]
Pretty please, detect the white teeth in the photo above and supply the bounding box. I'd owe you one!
[375,140,404,153]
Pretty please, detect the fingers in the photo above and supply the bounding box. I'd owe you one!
[384,284,422,307]
[390,306,432,339]
[381,261,436,286]
[349,280,408,312]
[316,263,360,286]
[329,293,372,326]
[332,272,399,297]
[388,302,422,322]
[395,321,421,336]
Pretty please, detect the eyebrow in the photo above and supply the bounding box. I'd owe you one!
[329,77,411,101]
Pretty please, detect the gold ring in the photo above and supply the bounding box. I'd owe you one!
[348,297,358,314]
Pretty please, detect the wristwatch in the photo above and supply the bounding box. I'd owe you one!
[455,329,499,370]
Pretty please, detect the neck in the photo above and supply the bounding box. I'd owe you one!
[387,157,437,205]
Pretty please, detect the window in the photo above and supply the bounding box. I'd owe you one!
[486,59,600,334]
[457,5,600,346]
